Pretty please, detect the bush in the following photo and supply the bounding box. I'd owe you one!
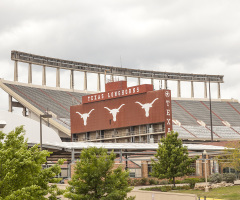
[199,177,205,182]
[160,186,172,192]
[169,179,181,184]
[140,185,190,192]
[209,173,223,183]
[183,178,200,189]
[223,173,236,183]
[175,180,182,184]
[128,178,140,186]
[141,186,172,192]
[139,178,147,185]
[149,179,157,185]
[132,179,140,186]
[159,180,169,185]
[172,185,190,190]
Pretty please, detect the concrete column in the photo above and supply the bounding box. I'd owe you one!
[204,81,207,98]
[151,78,154,90]
[191,81,194,98]
[125,76,127,81]
[70,70,74,89]
[177,80,181,97]
[164,80,168,89]
[22,107,27,116]
[218,82,221,99]
[84,71,87,91]
[138,77,141,85]
[104,73,107,87]
[14,60,18,82]
[8,95,12,112]
[28,63,32,84]
[110,74,114,82]
[141,161,148,178]
[97,73,101,92]
[42,65,46,86]
[56,68,60,87]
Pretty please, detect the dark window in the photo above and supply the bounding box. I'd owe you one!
[148,164,152,177]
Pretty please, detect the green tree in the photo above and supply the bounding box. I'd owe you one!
[64,147,134,200]
[218,141,240,172]
[151,131,198,187]
[0,126,64,200]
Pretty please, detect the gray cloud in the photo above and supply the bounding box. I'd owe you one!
[1,0,240,111]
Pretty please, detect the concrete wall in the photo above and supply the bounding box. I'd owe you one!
[128,190,197,200]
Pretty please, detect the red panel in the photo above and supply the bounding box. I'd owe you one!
[105,81,127,92]
[71,89,172,134]
[163,90,173,134]
[82,84,153,104]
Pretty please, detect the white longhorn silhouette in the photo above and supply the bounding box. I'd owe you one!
[76,109,95,126]
[104,104,125,122]
[135,98,159,117]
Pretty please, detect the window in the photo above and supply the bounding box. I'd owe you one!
[148,164,152,177]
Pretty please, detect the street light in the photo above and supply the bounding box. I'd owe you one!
[203,150,209,192]
[40,113,52,151]
[208,78,213,142]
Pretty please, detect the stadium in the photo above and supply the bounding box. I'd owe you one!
[0,50,239,180]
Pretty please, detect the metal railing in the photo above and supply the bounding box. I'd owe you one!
[11,50,224,83]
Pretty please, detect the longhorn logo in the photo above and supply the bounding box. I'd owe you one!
[135,98,159,117]
[104,104,125,122]
[76,109,95,126]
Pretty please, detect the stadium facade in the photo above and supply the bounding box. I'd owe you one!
[1,51,239,143]
[1,50,240,179]
[71,80,172,143]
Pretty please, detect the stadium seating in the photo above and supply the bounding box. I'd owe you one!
[5,83,86,127]
[4,82,240,141]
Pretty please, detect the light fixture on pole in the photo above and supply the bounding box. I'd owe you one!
[203,150,209,192]
[40,113,52,151]
[209,78,213,142]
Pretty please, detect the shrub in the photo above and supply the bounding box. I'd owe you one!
[169,179,183,184]
[199,177,205,182]
[175,180,182,184]
[209,173,223,183]
[149,179,157,185]
[159,180,169,185]
[172,185,190,190]
[160,186,172,192]
[183,178,200,189]
[140,185,190,192]
[141,186,172,192]
[128,178,139,186]
[132,179,140,186]
[139,178,147,185]
[223,173,236,183]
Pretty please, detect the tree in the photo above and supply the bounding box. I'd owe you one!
[151,131,198,187]
[218,141,240,172]
[0,126,64,200]
[64,147,134,200]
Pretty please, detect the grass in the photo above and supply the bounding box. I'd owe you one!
[171,185,240,200]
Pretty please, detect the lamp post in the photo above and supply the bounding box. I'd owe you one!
[203,150,209,192]
[40,113,52,151]
[208,78,213,142]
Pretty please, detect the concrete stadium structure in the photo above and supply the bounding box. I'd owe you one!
[1,50,240,179]
[0,51,239,143]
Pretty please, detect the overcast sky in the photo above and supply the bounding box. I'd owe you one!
[0,0,240,112]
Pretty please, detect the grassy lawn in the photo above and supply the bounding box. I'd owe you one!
[171,185,240,200]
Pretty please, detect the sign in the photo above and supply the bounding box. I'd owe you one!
[82,84,153,104]
[71,89,172,134]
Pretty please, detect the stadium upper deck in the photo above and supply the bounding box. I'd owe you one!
[0,51,239,142]
[1,79,239,142]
